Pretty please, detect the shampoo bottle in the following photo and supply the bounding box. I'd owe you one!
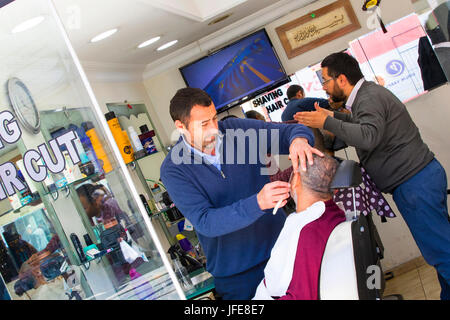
[82,121,113,173]
[105,112,134,164]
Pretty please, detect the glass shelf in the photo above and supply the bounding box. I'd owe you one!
[185,268,215,300]
[82,248,116,265]
[0,196,43,217]
[165,217,185,228]
[0,173,101,217]
[148,205,173,217]
[43,172,103,196]
[127,151,161,166]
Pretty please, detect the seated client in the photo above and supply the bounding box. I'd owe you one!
[253,154,346,300]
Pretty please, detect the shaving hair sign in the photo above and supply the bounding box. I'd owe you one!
[252,88,289,115]
[0,110,82,200]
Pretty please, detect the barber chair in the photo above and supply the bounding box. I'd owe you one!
[319,159,403,300]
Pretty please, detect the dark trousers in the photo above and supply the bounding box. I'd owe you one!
[393,159,450,300]
[214,260,267,300]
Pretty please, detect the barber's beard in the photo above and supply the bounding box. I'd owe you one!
[329,83,346,103]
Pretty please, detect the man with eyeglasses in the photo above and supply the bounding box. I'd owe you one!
[294,51,450,300]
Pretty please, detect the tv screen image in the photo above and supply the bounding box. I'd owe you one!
[180,29,288,112]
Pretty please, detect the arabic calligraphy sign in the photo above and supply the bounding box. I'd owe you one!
[276,0,360,59]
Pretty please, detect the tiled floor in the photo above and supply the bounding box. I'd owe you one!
[383,256,442,300]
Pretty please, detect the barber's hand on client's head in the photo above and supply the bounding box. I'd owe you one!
[289,136,324,173]
[257,181,291,211]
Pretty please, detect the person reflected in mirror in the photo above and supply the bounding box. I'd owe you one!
[76,183,132,230]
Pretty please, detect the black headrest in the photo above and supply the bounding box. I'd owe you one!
[330,160,362,189]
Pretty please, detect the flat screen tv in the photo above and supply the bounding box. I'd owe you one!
[179,29,289,113]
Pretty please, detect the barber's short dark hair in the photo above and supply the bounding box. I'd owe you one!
[321,52,364,86]
[169,88,212,127]
[287,85,304,100]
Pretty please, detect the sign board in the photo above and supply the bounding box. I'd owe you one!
[276,0,360,59]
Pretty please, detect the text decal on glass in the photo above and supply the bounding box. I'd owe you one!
[0,110,81,199]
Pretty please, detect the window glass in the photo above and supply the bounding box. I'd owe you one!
[0,0,181,300]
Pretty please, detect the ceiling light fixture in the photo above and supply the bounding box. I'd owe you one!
[157,40,178,51]
[12,16,45,33]
[208,13,232,26]
[137,36,161,49]
[90,28,118,43]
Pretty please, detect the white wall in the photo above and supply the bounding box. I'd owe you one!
[88,80,170,146]
[142,68,188,144]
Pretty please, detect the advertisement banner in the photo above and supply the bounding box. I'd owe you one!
[349,14,427,102]
[241,80,299,123]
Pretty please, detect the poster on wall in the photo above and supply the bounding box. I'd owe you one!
[349,14,427,102]
[241,81,297,122]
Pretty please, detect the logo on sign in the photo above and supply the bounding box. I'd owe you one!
[386,60,405,77]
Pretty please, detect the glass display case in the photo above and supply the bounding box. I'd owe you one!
[0,0,185,300]
[102,102,214,299]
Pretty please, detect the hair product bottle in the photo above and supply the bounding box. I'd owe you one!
[128,126,146,159]
[82,121,113,173]
[105,112,134,164]
[138,125,157,155]
[122,130,135,162]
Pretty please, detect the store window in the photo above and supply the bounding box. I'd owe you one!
[0,0,183,300]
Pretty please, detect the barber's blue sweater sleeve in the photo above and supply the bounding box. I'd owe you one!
[224,118,315,154]
[161,164,265,238]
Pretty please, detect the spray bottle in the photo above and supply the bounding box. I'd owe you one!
[168,247,193,291]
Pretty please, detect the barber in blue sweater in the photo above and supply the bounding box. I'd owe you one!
[160,88,322,300]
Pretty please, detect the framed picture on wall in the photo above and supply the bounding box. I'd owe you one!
[276,0,361,59]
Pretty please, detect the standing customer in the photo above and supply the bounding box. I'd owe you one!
[161,88,321,299]
[295,52,450,300]
[281,84,330,122]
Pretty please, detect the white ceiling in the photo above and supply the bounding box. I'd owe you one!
[52,0,317,73]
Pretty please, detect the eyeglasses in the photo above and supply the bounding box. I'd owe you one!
[322,77,334,87]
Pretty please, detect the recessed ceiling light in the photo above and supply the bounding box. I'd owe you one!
[208,13,232,26]
[157,40,178,51]
[12,16,45,33]
[137,36,161,49]
[90,28,118,43]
